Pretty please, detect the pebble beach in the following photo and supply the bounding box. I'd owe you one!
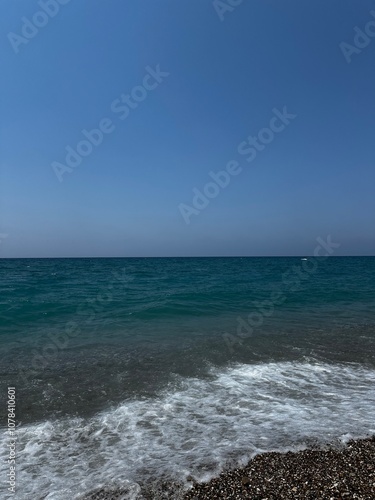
[183,436,375,500]
[83,436,375,499]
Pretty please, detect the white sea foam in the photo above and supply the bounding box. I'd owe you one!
[1,361,375,499]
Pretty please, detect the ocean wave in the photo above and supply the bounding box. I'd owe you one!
[1,361,375,499]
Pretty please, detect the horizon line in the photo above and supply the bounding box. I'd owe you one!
[0,255,374,259]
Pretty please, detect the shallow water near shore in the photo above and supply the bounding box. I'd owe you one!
[0,257,375,498]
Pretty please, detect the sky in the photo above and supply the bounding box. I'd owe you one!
[0,0,374,257]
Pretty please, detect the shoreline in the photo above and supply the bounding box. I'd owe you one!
[83,436,375,499]
[183,436,375,500]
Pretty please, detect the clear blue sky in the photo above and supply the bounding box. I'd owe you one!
[1,0,374,257]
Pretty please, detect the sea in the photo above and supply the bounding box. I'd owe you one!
[0,256,374,499]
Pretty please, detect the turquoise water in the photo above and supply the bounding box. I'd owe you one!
[1,257,375,498]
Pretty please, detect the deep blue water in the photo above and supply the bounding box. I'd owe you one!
[1,257,375,498]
